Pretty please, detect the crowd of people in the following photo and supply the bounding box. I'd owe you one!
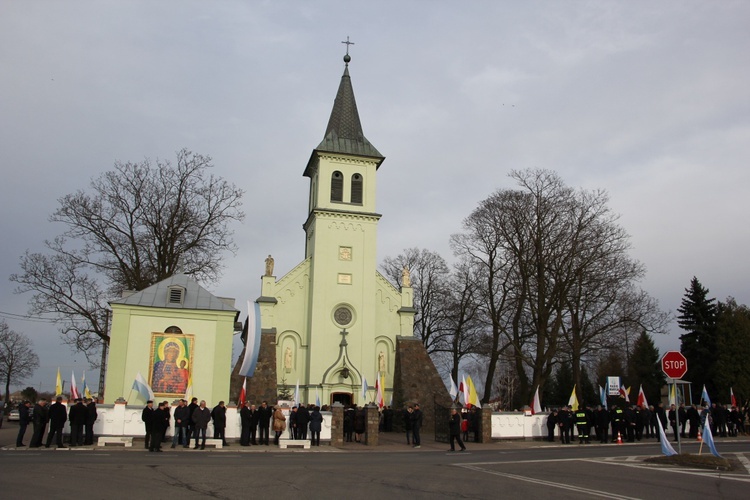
[140,398,327,451]
[545,401,749,444]
[14,396,98,449]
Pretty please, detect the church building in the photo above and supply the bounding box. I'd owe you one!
[254,52,417,407]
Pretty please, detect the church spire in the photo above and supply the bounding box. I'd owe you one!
[315,46,383,160]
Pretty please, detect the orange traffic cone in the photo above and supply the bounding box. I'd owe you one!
[616,432,622,444]
[697,428,702,442]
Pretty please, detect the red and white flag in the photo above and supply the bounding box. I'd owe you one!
[70,371,80,400]
[637,384,648,408]
[531,386,542,414]
[461,374,470,408]
[731,387,737,407]
[375,372,384,409]
[238,377,247,407]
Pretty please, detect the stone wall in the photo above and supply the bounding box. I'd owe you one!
[232,330,278,405]
[392,336,452,435]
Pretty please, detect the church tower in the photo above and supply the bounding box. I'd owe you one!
[257,51,415,406]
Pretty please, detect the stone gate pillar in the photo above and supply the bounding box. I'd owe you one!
[365,404,380,446]
[330,402,344,447]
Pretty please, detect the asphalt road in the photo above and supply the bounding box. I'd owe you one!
[2,422,749,499]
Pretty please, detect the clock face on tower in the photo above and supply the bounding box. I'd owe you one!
[333,306,353,327]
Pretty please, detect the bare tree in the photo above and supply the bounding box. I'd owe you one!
[11,149,244,360]
[452,169,666,408]
[0,321,40,411]
[381,248,452,354]
[438,259,484,384]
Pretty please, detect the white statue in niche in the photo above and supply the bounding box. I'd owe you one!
[284,346,293,372]
[378,350,386,373]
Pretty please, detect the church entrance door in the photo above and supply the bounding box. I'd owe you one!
[331,392,352,406]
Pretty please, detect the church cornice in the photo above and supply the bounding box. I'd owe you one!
[304,150,383,178]
[303,208,381,232]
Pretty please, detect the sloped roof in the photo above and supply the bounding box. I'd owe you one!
[110,274,237,312]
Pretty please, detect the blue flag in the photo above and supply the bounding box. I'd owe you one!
[702,422,722,458]
[599,385,608,409]
[701,385,711,407]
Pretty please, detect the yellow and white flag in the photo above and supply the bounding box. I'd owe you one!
[568,385,579,411]
[55,367,63,396]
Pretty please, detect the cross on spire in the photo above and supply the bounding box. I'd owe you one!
[341,36,355,55]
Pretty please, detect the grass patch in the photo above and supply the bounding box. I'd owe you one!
[645,453,738,471]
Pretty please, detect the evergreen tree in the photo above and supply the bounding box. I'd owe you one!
[579,366,598,408]
[714,298,750,404]
[628,331,665,405]
[549,362,574,408]
[677,277,717,400]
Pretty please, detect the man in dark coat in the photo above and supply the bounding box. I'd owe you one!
[45,396,67,448]
[448,407,466,452]
[289,406,298,439]
[546,409,558,442]
[411,403,423,448]
[558,406,573,444]
[16,401,32,447]
[249,404,259,445]
[402,406,412,445]
[240,402,252,446]
[84,398,97,445]
[172,399,189,448]
[30,398,49,448]
[211,401,228,446]
[257,401,272,445]
[142,400,155,449]
[149,401,169,452]
[296,404,310,440]
[68,398,87,446]
[595,405,610,443]
[185,397,199,444]
[192,400,211,449]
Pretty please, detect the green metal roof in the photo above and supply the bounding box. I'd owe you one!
[316,64,383,159]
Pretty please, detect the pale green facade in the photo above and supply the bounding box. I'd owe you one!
[104,274,238,405]
[259,59,415,406]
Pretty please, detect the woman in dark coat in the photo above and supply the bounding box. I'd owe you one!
[354,406,366,443]
[309,406,323,446]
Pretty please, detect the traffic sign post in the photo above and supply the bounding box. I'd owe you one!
[661,351,688,454]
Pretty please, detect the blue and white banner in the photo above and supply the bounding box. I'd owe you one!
[132,372,154,402]
[239,301,262,377]
[703,422,722,458]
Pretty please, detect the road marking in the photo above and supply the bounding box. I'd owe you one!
[734,453,750,474]
[579,457,750,483]
[457,464,642,499]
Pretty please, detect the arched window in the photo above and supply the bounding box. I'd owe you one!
[351,173,363,204]
[331,171,343,202]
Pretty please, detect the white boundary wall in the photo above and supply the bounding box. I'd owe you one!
[491,411,549,439]
[55,403,332,442]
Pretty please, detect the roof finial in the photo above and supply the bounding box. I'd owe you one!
[341,36,354,64]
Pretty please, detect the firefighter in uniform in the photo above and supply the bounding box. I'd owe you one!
[575,406,590,444]
[611,405,625,442]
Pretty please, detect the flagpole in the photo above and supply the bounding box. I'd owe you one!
[127,388,135,405]
[674,380,681,454]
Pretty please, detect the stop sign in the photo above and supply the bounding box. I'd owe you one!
[661,351,688,379]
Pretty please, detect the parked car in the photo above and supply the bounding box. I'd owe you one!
[7,409,20,421]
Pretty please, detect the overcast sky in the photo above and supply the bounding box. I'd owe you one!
[1,1,748,395]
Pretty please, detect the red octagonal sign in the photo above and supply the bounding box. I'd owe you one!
[661,351,688,379]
